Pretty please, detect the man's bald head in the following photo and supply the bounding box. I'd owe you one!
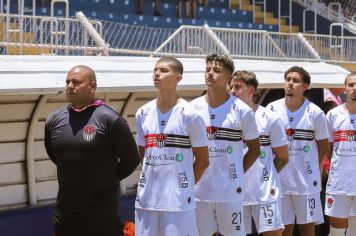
[66,65,97,108]
[68,65,96,83]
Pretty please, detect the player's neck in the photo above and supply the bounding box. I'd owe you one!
[206,88,230,108]
[345,102,356,115]
[71,99,96,110]
[285,96,305,112]
[156,90,179,114]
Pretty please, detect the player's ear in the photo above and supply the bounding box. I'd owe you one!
[90,81,97,92]
[176,74,183,82]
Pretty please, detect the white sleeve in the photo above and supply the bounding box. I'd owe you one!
[187,113,208,147]
[270,117,288,148]
[326,111,334,142]
[314,111,329,141]
[241,109,260,141]
[135,110,145,147]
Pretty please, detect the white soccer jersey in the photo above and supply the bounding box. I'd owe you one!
[266,98,329,195]
[135,99,208,212]
[326,104,356,195]
[191,95,260,202]
[243,106,288,205]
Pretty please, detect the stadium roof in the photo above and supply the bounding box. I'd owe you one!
[0,56,350,94]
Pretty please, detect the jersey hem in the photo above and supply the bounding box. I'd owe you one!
[135,205,195,212]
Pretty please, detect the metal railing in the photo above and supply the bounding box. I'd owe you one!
[0,12,106,55]
[1,12,356,66]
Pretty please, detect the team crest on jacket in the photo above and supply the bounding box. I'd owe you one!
[83,125,97,141]
[156,133,167,148]
[207,126,218,140]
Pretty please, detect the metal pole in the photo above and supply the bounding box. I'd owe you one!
[26,95,48,206]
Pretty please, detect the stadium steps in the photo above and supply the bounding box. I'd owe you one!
[229,0,299,33]
[35,0,278,31]
[0,23,51,55]
[342,63,356,71]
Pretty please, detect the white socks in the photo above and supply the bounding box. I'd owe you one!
[330,225,346,236]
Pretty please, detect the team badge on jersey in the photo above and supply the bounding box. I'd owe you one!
[286,128,295,141]
[327,197,335,208]
[207,126,218,140]
[156,133,167,148]
[83,125,97,141]
[346,130,356,142]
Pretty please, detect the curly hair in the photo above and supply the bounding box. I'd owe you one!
[205,53,235,74]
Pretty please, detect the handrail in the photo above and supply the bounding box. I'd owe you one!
[202,24,230,55]
[76,11,108,55]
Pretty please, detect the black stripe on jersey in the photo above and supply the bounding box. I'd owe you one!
[166,134,191,148]
[259,135,271,146]
[293,129,315,141]
[215,128,242,142]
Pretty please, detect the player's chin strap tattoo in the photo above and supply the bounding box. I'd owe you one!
[273,157,288,173]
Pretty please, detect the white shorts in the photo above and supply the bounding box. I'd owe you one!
[244,200,284,234]
[135,208,198,236]
[282,193,324,225]
[325,194,356,218]
[195,201,245,236]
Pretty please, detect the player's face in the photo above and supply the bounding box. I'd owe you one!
[66,69,94,107]
[284,72,308,98]
[153,61,180,89]
[345,75,356,102]
[229,79,251,102]
[205,60,231,89]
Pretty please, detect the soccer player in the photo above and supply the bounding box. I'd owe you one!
[325,72,356,236]
[230,70,289,236]
[191,54,261,236]
[266,66,330,236]
[135,57,209,236]
[45,65,140,236]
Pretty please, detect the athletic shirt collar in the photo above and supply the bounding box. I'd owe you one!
[70,99,105,112]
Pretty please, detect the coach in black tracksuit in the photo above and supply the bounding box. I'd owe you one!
[45,65,140,236]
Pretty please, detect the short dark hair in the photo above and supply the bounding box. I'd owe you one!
[205,53,235,74]
[231,70,258,90]
[344,71,356,85]
[284,66,311,84]
[156,57,184,75]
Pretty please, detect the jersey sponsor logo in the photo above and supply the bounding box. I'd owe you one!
[285,128,315,141]
[335,146,356,157]
[206,126,242,142]
[334,130,356,142]
[209,146,234,157]
[144,153,185,166]
[144,133,191,149]
[288,144,312,156]
[327,197,335,208]
[259,150,267,159]
[83,125,97,141]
